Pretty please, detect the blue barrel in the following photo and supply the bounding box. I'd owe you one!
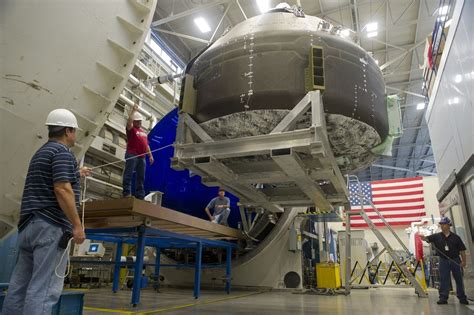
[144,109,241,228]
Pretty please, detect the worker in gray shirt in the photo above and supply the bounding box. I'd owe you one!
[205,188,231,225]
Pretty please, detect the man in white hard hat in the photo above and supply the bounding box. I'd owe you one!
[2,109,91,315]
[122,104,154,199]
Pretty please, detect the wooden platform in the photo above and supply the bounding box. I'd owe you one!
[83,197,243,240]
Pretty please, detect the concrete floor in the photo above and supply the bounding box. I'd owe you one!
[80,287,474,315]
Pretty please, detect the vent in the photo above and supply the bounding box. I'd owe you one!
[310,46,325,90]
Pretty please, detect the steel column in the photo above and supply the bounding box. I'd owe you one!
[153,247,161,290]
[131,226,146,306]
[226,246,232,294]
[194,242,203,299]
[112,241,123,293]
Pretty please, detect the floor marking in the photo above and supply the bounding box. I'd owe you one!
[83,306,133,314]
[135,291,265,314]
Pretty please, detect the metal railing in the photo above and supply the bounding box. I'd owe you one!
[422,0,455,104]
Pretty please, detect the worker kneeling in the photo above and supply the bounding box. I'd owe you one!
[205,188,231,226]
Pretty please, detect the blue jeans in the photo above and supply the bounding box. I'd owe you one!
[2,217,67,315]
[122,152,146,199]
[212,208,231,226]
[438,257,467,302]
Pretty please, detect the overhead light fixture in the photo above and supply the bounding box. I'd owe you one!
[367,31,378,38]
[366,22,378,32]
[257,0,271,13]
[454,74,462,83]
[416,102,425,110]
[340,29,351,37]
[375,59,379,65]
[194,17,211,33]
[452,97,460,104]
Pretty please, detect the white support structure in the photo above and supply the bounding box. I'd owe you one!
[172,91,349,213]
[345,175,428,297]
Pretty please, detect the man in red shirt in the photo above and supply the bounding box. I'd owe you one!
[122,104,154,199]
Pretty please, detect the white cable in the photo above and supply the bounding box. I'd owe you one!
[55,238,72,278]
[89,143,173,171]
[55,172,89,279]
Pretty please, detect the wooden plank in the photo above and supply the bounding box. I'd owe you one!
[83,197,243,239]
[131,198,242,238]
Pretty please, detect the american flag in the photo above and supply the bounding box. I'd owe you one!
[346,176,426,228]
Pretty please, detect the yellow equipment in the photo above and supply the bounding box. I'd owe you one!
[316,263,341,289]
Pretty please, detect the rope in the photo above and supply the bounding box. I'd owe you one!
[89,143,174,171]
[54,144,173,279]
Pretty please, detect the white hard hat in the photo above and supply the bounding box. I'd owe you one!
[45,109,79,128]
[132,112,143,121]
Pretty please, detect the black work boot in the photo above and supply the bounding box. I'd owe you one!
[437,300,448,305]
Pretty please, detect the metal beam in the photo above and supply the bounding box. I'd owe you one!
[236,0,247,20]
[379,40,425,71]
[386,86,425,99]
[349,0,360,43]
[210,1,234,43]
[371,164,436,176]
[153,29,209,44]
[272,149,333,211]
[271,93,312,133]
[151,0,232,27]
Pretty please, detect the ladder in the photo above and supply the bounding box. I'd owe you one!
[345,175,427,297]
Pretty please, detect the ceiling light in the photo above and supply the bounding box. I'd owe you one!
[367,31,378,38]
[416,102,425,110]
[340,29,351,37]
[194,17,211,33]
[454,74,462,83]
[438,5,449,16]
[375,59,379,65]
[366,22,378,32]
[257,0,271,13]
[452,97,459,104]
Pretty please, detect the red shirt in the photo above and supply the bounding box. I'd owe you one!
[126,127,148,155]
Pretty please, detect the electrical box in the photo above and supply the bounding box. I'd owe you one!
[86,243,106,257]
[73,240,105,257]
[73,239,91,257]
[316,263,341,289]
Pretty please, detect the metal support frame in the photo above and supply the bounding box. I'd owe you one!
[344,175,428,297]
[172,91,349,213]
[194,242,203,299]
[85,225,236,306]
[153,247,161,290]
[131,226,146,306]
[226,246,232,294]
[112,241,123,293]
[151,0,232,27]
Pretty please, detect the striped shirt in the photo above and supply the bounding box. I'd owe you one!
[18,141,80,232]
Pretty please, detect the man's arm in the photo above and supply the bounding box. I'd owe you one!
[127,104,139,131]
[205,207,214,221]
[53,182,85,244]
[147,145,154,165]
[205,199,215,221]
[460,250,467,268]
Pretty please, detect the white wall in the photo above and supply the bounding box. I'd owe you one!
[425,0,473,185]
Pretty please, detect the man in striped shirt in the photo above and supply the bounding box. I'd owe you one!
[2,109,90,315]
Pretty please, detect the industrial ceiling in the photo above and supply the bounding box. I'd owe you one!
[151,0,445,181]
